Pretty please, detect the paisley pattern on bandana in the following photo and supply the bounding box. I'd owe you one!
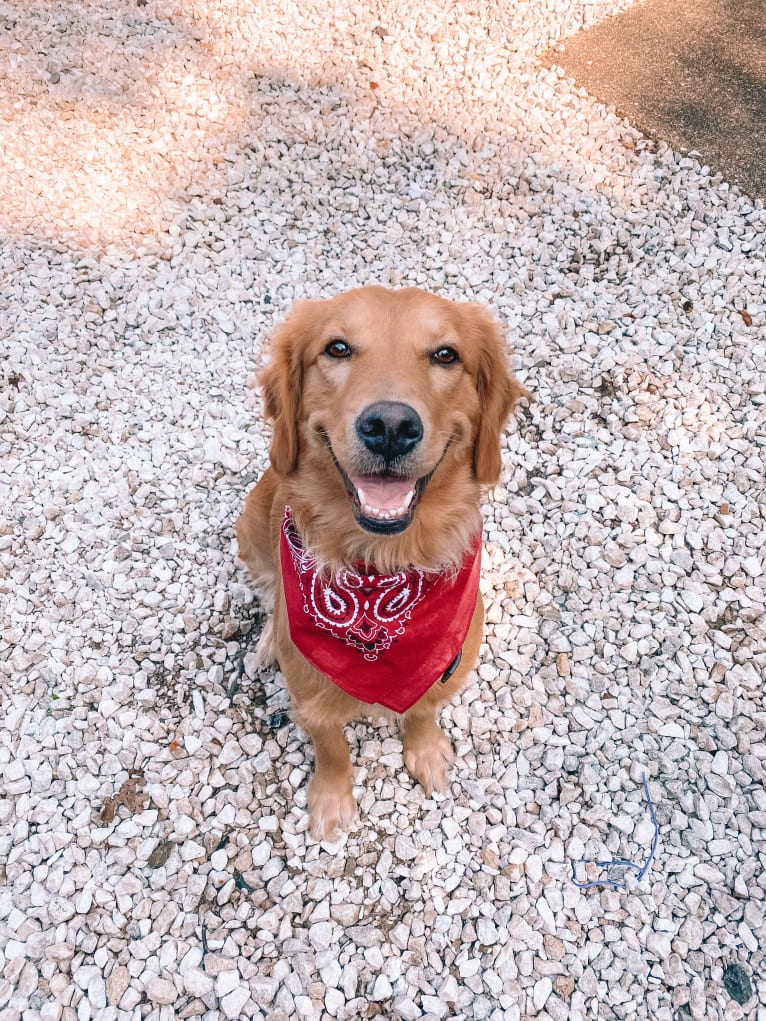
[282,511,427,662]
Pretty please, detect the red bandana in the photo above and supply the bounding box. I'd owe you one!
[279,508,482,713]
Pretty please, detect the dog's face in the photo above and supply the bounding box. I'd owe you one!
[260,286,524,538]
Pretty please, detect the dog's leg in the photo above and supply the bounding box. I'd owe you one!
[251,616,276,669]
[401,706,456,795]
[236,470,280,666]
[304,721,356,841]
[402,595,484,795]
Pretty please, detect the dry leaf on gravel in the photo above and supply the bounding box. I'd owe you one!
[147,841,174,869]
[100,772,147,824]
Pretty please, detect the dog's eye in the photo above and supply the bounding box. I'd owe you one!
[432,346,460,365]
[324,340,352,359]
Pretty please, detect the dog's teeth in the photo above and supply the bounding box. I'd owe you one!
[356,484,417,522]
[358,498,416,521]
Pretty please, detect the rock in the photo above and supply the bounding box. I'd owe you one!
[325,988,345,1016]
[544,934,565,961]
[346,925,383,947]
[215,971,242,997]
[221,986,251,1018]
[476,918,499,945]
[249,976,278,1004]
[533,977,552,1011]
[421,995,448,1017]
[106,966,130,1006]
[526,854,543,884]
[722,963,753,1005]
[647,932,672,958]
[680,591,705,613]
[183,968,214,997]
[710,750,728,776]
[370,975,393,1001]
[679,917,704,951]
[145,977,178,1005]
[47,898,75,925]
[715,692,735,721]
[308,922,334,951]
[554,975,575,1000]
[394,835,418,860]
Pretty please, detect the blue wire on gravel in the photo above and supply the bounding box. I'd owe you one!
[570,771,659,891]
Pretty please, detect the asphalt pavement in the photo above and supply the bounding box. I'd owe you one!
[544,0,766,200]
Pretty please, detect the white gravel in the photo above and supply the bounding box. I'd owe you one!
[2,1,765,1020]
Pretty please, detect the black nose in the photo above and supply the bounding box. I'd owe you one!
[356,401,423,461]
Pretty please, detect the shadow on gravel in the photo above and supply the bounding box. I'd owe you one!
[0,0,635,245]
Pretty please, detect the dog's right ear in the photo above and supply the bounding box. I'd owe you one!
[258,301,318,476]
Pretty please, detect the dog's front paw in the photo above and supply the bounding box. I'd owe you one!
[307,774,356,841]
[403,729,455,795]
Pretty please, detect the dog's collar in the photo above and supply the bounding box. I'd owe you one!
[279,507,481,713]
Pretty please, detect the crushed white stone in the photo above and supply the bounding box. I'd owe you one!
[2,0,765,1019]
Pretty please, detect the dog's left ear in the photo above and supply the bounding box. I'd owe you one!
[463,304,528,485]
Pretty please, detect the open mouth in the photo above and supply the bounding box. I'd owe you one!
[319,430,450,535]
[349,473,422,534]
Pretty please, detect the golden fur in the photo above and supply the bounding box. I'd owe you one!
[236,286,525,840]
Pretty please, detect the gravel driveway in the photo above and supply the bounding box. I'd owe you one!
[2,1,765,1019]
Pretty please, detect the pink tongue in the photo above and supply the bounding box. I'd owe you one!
[351,475,414,511]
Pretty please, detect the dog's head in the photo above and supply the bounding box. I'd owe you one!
[260,286,526,538]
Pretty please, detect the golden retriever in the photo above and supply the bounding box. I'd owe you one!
[236,286,525,840]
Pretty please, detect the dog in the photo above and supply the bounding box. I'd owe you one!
[236,286,525,840]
